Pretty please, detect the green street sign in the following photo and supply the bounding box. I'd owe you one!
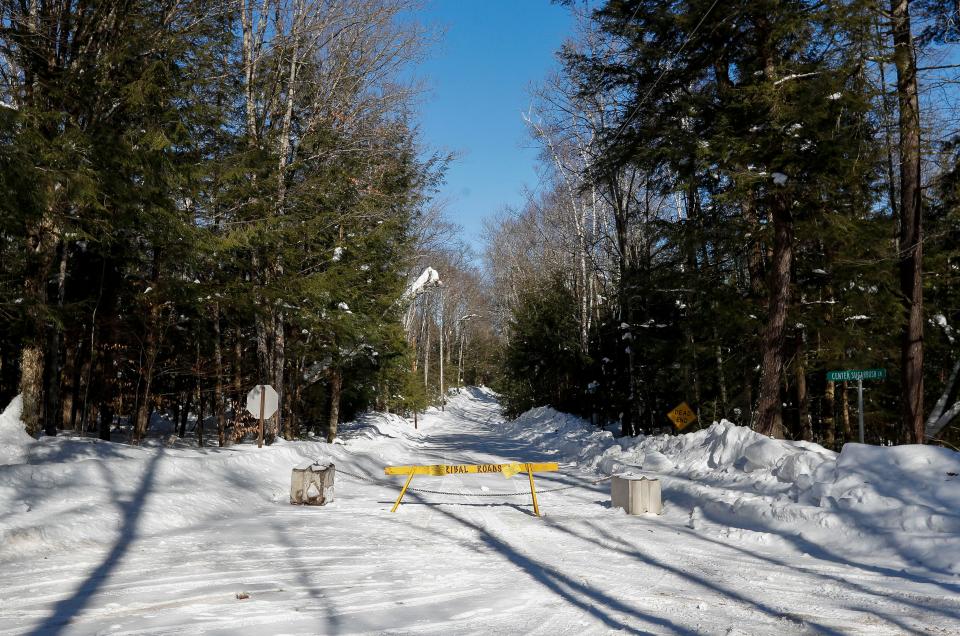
[826,368,887,382]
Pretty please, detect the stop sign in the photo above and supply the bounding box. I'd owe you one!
[246,384,279,419]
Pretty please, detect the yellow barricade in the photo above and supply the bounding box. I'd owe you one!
[384,461,559,516]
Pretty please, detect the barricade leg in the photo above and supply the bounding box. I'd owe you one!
[527,464,541,517]
[391,470,415,512]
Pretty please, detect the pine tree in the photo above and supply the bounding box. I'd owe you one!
[494,0,903,442]
[503,274,588,416]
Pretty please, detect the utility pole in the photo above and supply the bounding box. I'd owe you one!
[439,285,444,411]
[456,314,479,388]
[458,327,465,387]
[404,268,443,409]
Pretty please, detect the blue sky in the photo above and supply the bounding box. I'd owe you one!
[412,1,574,252]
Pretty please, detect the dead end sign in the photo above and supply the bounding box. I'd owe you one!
[668,402,697,430]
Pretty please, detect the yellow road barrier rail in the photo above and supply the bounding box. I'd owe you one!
[384,462,559,516]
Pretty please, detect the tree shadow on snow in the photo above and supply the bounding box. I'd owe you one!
[377,500,539,516]
[263,514,345,633]
[675,519,960,634]
[29,448,164,635]
[461,386,499,404]
[664,484,960,594]
[563,516,952,635]
[399,489,688,635]
[546,517,850,635]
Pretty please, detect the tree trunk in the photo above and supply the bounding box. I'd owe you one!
[95,344,114,442]
[69,335,88,432]
[133,256,164,444]
[254,305,284,444]
[327,369,343,443]
[685,322,701,420]
[841,381,852,443]
[213,303,226,447]
[823,379,837,450]
[44,240,69,436]
[240,0,266,145]
[197,381,205,448]
[20,346,44,437]
[877,45,900,222]
[717,61,764,304]
[714,326,728,418]
[285,368,299,440]
[795,332,812,441]
[178,388,191,439]
[133,302,161,444]
[233,330,243,430]
[171,399,180,434]
[0,339,18,407]
[743,198,766,301]
[612,178,636,437]
[755,207,793,438]
[270,310,284,443]
[78,348,92,435]
[98,400,112,442]
[578,218,590,353]
[891,0,925,444]
[20,214,58,436]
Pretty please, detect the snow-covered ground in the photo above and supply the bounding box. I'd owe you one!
[1,389,958,635]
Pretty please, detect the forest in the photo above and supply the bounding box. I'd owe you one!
[0,0,497,446]
[487,0,960,449]
[1,0,959,451]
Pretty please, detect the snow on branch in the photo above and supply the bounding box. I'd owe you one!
[772,72,821,86]
[404,267,442,300]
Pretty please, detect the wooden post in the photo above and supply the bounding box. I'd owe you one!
[527,463,541,517]
[258,385,265,448]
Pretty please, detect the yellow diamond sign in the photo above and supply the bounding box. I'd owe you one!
[668,402,697,430]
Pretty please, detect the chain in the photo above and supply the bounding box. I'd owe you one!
[333,466,613,497]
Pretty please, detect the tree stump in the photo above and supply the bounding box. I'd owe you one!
[290,463,335,505]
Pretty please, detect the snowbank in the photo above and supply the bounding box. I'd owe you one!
[2,390,958,580]
[504,408,960,574]
[5,390,955,635]
[0,395,33,465]
[809,443,960,534]
[341,411,422,441]
[0,407,419,558]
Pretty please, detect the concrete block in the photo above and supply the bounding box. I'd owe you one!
[291,463,335,505]
[611,474,662,515]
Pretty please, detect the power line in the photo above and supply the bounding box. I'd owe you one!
[607,0,723,148]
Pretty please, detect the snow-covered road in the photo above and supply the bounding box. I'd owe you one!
[1,389,958,635]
